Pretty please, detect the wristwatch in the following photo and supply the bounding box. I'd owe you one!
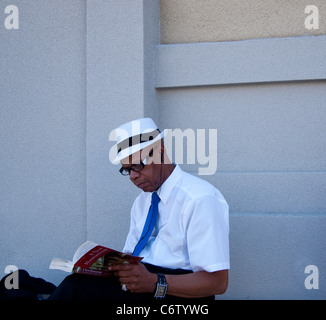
[154,273,168,299]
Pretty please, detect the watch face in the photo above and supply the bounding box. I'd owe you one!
[155,283,168,298]
[157,286,165,296]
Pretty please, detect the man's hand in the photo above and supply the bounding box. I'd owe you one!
[109,263,157,293]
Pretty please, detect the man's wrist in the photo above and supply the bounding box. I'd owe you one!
[149,272,158,293]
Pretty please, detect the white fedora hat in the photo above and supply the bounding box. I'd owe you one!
[111,118,166,164]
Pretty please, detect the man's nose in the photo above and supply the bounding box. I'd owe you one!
[129,169,140,180]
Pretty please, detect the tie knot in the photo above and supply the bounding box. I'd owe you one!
[152,192,160,205]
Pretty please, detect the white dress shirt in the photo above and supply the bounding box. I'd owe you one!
[123,164,230,273]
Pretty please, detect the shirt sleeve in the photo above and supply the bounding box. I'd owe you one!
[184,194,230,273]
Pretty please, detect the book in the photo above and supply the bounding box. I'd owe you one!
[49,241,142,278]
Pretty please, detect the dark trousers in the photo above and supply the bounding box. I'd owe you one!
[49,263,214,300]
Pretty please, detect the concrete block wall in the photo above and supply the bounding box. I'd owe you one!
[160,0,326,43]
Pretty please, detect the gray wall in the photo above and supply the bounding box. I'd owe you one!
[156,36,326,299]
[1,0,325,299]
[1,0,87,285]
[158,83,326,299]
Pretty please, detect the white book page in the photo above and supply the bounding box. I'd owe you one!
[72,240,98,264]
[49,258,74,272]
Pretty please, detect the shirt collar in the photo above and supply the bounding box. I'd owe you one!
[157,164,181,205]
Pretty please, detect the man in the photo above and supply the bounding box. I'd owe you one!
[50,118,229,300]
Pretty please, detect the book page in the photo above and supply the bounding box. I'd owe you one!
[49,258,74,272]
[72,241,98,264]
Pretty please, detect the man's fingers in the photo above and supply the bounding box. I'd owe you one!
[109,263,140,281]
[113,270,130,278]
[109,262,137,272]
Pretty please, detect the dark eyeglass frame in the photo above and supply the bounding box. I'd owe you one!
[119,148,155,176]
[119,162,145,176]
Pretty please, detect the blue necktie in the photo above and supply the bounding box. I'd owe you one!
[133,192,160,256]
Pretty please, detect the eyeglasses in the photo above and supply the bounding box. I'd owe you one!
[119,148,155,176]
[119,162,145,176]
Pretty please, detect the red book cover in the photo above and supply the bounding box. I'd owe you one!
[73,245,142,277]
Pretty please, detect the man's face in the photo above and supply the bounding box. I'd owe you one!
[121,145,163,192]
